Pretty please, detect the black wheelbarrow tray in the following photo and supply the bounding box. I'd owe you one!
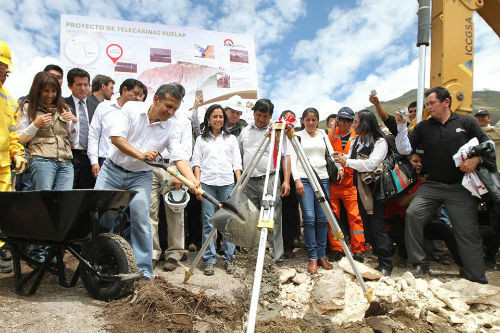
[0,189,141,301]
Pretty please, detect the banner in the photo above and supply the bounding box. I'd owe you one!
[60,14,258,120]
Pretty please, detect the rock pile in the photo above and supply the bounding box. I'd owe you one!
[277,258,500,333]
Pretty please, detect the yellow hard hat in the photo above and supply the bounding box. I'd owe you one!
[0,40,13,67]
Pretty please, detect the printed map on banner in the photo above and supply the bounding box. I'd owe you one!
[60,14,258,120]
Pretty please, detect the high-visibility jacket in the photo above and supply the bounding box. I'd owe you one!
[0,84,24,168]
[328,128,357,188]
[327,128,365,253]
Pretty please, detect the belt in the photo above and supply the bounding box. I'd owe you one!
[251,172,275,180]
[72,149,87,155]
[98,157,106,166]
[107,159,133,173]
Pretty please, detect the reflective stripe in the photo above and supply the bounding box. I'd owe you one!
[0,91,14,101]
[8,126,16,131]
[351,230,364,235]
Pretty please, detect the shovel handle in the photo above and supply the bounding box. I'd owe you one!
[165,167,222,208]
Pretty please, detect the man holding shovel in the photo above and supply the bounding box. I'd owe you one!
[94,83,199,280]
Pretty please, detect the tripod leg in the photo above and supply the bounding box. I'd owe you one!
[246,227,269,333]
[183,228,217,283]
[289,135,372,300]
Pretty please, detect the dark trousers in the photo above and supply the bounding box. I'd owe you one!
[406,181,486,283]
[358,198,394,269]
[424,220,462,266]
[71,149,95,189]
[281,171,300,251]
[185,192,202,247]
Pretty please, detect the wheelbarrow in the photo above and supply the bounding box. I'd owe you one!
[0,189,142,301]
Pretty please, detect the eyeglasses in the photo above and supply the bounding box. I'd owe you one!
[408,110,416,113]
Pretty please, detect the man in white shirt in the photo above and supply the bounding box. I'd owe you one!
[238,99,290,262]
[88,78,145,179]
[149,112,192,272]
[94,83,199,280]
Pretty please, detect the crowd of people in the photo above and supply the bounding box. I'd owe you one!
[0,39,498,285]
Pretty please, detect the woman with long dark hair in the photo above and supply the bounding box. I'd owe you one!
[17,71,78,264]
[291,108,343,274]
[334,110,394,276]
[191,104,242,276]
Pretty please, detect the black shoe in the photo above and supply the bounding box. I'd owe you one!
[180,253,187,262]
[411,263,430,278]
[203,263,215,276]
[328,251,344,262]
[376,266,392,277]
[433,255,451,265]
[352,252,364,263]
[283,249,295,259]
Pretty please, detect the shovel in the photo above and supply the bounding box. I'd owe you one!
[145,155,260,281]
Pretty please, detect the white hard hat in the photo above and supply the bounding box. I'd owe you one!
[225,95,246,113]
[164,187,190,212]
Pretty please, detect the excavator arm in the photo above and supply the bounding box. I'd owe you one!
[430,0,500,114]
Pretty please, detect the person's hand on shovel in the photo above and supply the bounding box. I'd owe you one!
[142,150,159,162]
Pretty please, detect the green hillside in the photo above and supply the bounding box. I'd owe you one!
[319,89,500,128]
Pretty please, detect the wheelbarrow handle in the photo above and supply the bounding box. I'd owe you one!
[144,158,221,208]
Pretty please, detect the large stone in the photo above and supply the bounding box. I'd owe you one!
[414,278,429,294]
[442,279,500,307]
[431,286,470,314]
[291,272,310,285]
[402,271,415,286]
[338,257,382,280]
[278,267,296,284]
[364,315,403,333]
[310,270,345,314]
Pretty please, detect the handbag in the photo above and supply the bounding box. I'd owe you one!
[322,134,338,182]
[373,142,418,201]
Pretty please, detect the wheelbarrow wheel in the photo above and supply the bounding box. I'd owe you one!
[80,233,136,301]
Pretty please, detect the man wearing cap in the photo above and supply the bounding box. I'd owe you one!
[0,39,27,273]
[327,107,365,262]
[225,95,247,137]
[475,109,494,130]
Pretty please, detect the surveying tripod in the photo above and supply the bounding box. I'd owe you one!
[179,116,372,333]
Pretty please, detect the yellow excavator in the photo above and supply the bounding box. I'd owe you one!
[415,0,500,166]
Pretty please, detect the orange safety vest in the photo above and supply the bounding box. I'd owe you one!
[328,128,357,188]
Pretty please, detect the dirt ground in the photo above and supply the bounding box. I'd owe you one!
[0,246,498,333]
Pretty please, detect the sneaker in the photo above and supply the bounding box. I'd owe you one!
[352,252,365,263]
[0,248,12,261]
[225,261,236,274]
[163,258,179,272]
[0,259,12,274]
[203,263,215,276]
[328,251,344,262]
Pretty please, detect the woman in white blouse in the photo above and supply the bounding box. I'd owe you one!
[191,104,242,276]
[334,110,394,276]
[291,108,343,274]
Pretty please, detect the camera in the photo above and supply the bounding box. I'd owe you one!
[399,107,409,117]
[370,89,377,96]
[467,142,494,158]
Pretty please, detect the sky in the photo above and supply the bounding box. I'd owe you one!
[2,0,499,120]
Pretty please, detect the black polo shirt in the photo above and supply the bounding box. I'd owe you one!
[409,113,488,184]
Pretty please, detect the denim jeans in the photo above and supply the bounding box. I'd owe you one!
[29,157,74,190]
[298,178,330,260]
[201,183,235,264]
[28,157,74,263]
[95,160,154,279]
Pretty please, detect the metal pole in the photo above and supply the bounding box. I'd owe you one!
[416,0,431,123]
[288,131,371,298]
[246,125,284,333]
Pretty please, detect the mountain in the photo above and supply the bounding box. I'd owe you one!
[318,89,500,128]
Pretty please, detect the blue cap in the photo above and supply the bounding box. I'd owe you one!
[337,107,355,120]
[475,109,489,117]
